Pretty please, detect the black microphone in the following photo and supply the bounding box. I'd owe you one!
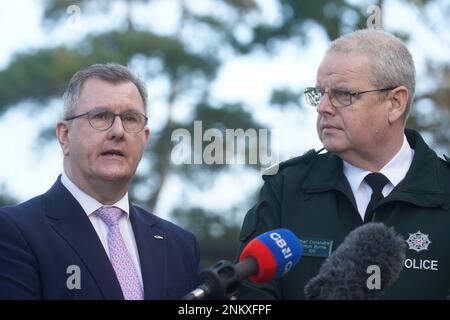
[183,228,303,300]
[304,222,405,300]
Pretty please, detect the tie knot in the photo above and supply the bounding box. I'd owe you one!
[97,206,123,227]
[364,172,389,194]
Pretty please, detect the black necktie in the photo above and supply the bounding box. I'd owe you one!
[364,172,389,223]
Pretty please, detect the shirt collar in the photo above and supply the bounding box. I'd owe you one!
[343,134,415,195]
[61,172,130,218]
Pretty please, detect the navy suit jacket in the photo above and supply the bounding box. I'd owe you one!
[0,177,200,299]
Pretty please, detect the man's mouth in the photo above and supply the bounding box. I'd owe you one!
[101,150,126,157]
[322,124,340,131]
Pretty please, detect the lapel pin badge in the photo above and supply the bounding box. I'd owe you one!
[153,235,164,240]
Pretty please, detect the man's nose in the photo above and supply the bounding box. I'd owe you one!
[107,115,125,139]
[316,91,335,115]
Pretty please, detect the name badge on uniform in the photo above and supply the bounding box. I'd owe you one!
[301,238,333,258]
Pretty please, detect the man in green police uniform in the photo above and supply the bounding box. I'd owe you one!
[237,29,450,299]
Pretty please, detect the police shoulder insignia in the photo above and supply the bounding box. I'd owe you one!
[283,148,324,168]
[443,154,450,166]
[406,231,431,252]
[261,148,321,177]
[261,161,283,176]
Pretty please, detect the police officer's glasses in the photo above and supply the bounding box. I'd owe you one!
[65,108,148,133]
[304,87,396,108]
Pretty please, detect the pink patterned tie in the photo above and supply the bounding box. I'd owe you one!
[97,206,144,300]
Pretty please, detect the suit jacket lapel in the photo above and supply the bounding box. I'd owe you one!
[130,206,167,300]
[44,177,124,299]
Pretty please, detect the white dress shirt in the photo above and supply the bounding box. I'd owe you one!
[61,173,143,286]
[343,135,415,221]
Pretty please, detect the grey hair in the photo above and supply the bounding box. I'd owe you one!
[326,29,415,119]
[62,63,148,119]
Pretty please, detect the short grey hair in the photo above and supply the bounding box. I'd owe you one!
[326,29,416,119]
[62,63,148,119]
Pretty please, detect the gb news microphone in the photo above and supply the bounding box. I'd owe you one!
[182,228,303,300]
[304,222,405,300]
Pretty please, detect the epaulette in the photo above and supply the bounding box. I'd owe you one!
[443,154,450,166]
[261,148,323,177]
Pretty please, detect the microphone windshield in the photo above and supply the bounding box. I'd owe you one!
[304,222,405,299]
[239,228,302,283]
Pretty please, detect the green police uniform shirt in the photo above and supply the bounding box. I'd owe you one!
[237,129,450,299]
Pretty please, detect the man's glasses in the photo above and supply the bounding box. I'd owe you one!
[65,108,148,133]
[304,86,397,108]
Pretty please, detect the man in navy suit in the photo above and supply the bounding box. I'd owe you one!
[0,63,200,299]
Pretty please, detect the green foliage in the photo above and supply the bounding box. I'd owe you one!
[0,190,17,207]
[270,87,301,108]
[0,30,218,114]
[223,0,257,12]
[239,0,367,54]
[408,62,450,154]
[0,48,83,111]
[131,101,263,210]
[172,206,242,266]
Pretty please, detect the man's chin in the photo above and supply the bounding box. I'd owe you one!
[96,170,132,183]
[322,140,346,154]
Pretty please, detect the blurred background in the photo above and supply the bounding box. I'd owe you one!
[0,0,449,267]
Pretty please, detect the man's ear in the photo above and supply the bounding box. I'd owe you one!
[388,86,409,123]
[144,127,150,145]
[56,121,70,156]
